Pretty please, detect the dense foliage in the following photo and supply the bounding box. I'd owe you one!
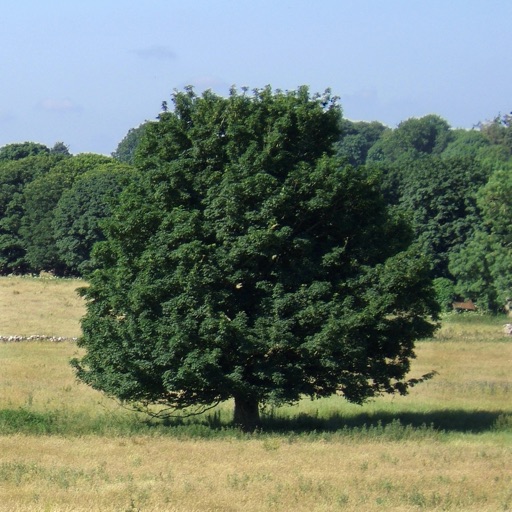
[52,163,137,275]
[381,155,492,278]
[0,142,50,161]
[0,146,134,276]
[1,96,511,309]
[72,87,439,430]
[111,123,149,164]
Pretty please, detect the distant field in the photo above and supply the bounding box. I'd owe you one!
[0,276,511,511]
[0,275,85,337]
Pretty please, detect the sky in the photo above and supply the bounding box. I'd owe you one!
[1,0,511,155]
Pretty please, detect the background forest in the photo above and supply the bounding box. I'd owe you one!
[1,107,511,313]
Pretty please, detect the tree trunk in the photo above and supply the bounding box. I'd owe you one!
[233,396,261,432]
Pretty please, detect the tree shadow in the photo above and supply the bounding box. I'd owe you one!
[257,409,506,434]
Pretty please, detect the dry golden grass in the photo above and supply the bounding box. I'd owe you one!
[408,339,512,410]
[1,278,512,511]
[0,276,85,337]
[0,341,103,414]
[1,434,511,511]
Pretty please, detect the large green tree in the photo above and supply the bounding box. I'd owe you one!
[73,86,438,431]
[335,120,387,166]
[441,129,490,160]
[112,123,149,164]
[477,113,512,157]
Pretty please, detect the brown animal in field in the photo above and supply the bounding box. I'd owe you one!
[452,299,477,312]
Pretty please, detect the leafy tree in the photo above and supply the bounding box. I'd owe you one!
[20,154,113,274]
[432,277,457,312]
[112,123,149,164]
[73,86,439,431]
[448,231,499,310]
[0,154,65,273]
[443,128,512,174]
[477,113,512,156]
[0,142,50,161]
[383,156,491,278]
[399,115,452,155]
[477,166,512,242]
[52,163,136,275]
[336,120,387,166]
[50,141,71,156]
[367,115,452,163]
[441,129,490,159]
[450,166,512,310]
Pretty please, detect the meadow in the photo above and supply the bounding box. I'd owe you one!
[0,276,511,511]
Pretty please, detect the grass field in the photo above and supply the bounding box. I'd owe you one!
[0,276,511,511]
[0,275,85,337]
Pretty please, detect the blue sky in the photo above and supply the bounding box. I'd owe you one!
[1,0,511,155]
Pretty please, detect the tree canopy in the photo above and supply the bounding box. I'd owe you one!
[112,123,149,164]
[0,142,50,161]
[384,155,492,278]
[73,86,439,431]
[1,104,511,312]
[367,115,452,163]
[449,166,512,310]
[52,162,136,275]
[335,120,387,166]
[0,153,66,273]
[20,154,113,273]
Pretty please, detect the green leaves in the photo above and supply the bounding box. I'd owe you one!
[75,86,439,429]
[384,155,491,278]
[52,163,136,275]
[0,142,50,161]
[20,154,116,274]
[448,165,512,310]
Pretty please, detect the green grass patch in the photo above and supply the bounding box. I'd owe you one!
[2,402,510,442]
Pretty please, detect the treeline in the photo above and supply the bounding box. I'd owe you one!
[336,113,512,313]
[0,141,136,276]
[1,107,512,312]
